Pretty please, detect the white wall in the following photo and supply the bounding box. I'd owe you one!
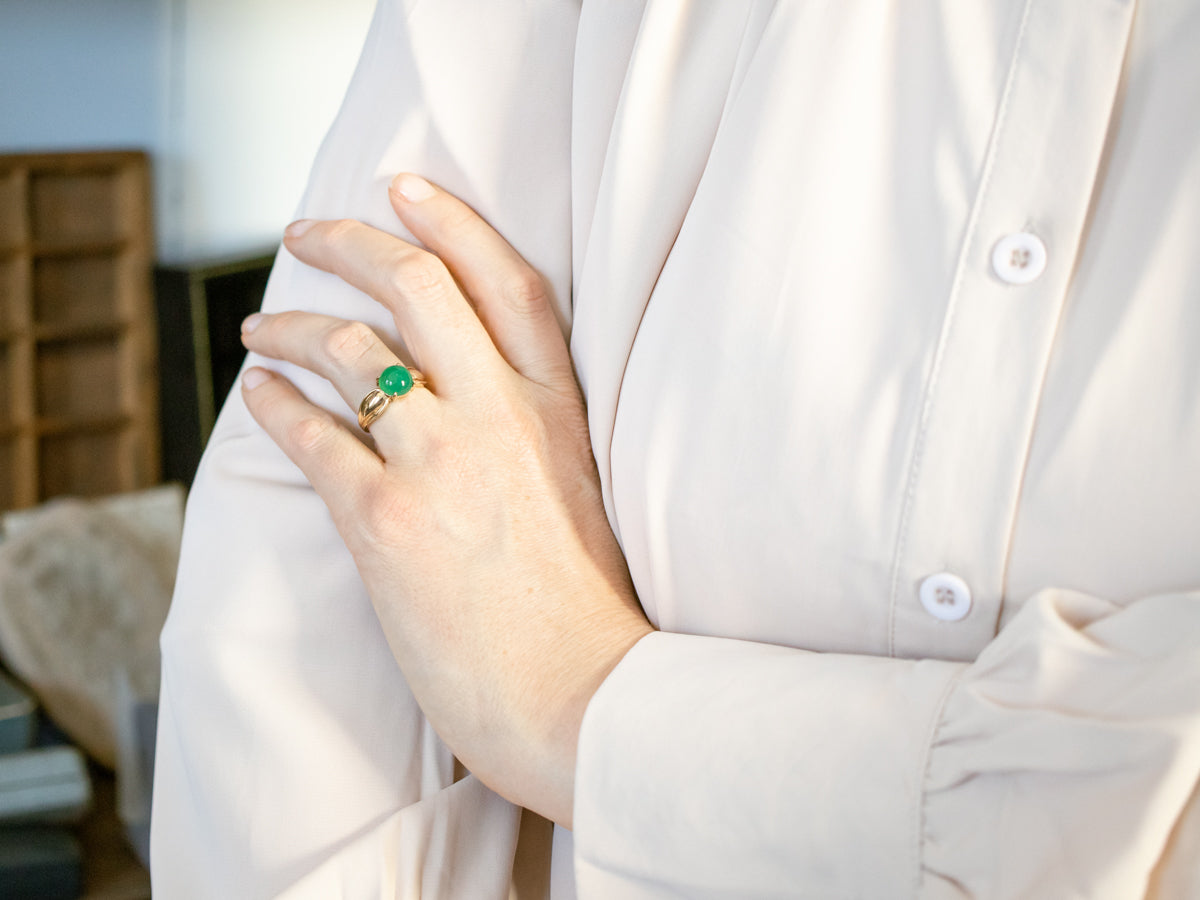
[165,0,377,260]
[0,0,376,261]
[0,0,168,154]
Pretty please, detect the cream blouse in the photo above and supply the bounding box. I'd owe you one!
[152,1,1200,897]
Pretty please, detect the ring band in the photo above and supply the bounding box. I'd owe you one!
[357,364,426,433]
[357,389,392,432]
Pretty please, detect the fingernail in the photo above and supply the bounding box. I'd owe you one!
[391,173,436,203]
[241,312,264,334]
[285,219,316,238]
[242,367,271,391]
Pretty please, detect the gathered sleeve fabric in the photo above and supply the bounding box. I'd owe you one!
[575,590,1200,897]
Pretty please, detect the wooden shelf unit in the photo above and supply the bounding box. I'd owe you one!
[0,151,159,511]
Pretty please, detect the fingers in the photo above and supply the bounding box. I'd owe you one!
[242,311,393,407]
[282,176,576,400]
[388,175,575,390]
[282,217,498,393]
[240,366,383,516]
[240,311,435,448]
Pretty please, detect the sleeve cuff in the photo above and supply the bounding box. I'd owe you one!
[573,630,963,898]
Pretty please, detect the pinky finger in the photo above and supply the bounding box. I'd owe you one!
[241,366,384,515]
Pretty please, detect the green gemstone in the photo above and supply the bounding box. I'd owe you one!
[378,364,415,397]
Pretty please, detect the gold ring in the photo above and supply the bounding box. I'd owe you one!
[357,389,392,432]
[356,364,426,433]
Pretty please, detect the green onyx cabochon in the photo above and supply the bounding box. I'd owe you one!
[378,364,415,397]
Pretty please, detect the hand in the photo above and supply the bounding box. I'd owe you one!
[238,174,653,828]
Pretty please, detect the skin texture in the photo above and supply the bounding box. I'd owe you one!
[239,173,654,829]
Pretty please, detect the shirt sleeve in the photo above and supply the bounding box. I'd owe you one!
[150,1,577,895]
[573,587,1200,898]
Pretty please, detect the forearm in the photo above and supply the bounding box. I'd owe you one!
[573,588,1200,898]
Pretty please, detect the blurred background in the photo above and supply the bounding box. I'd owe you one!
[2,0,376,260]
[0,1,375,895]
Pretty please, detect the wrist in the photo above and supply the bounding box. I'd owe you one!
[490,604,653,829]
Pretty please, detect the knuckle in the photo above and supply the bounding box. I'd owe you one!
[286,412,340,457]
[324,220,367,277]
[266,309,296,327]
[319,320,377,370]
[389,251,450,307]
[498,269,550,319]
[324,218,361,245]
[488,390,550,453]
[441,203,479,238]
[360,485,416,533]
[411,426,479,491]
[356,481,443,554]
[262,309,305,337]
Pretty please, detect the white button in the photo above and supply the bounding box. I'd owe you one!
[919,572,972,622]
[991,232,1047,285]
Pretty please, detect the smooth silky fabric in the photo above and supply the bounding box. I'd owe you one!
[152,1,1200,897]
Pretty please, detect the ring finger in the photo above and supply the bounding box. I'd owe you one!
[241,310,435,446]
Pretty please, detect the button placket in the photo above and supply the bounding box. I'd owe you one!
[887,2,1138,660]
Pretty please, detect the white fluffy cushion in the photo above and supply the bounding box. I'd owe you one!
[0,485,183,767]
